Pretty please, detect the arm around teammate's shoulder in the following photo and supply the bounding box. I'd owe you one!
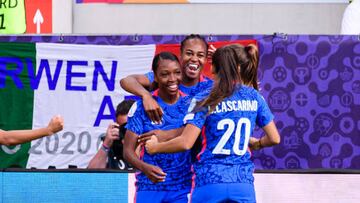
[120,74,163,123]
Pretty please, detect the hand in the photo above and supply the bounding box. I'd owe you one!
[249,137,261,151]
[103,122,120,147]
[138,130,159,144]
[47,115,64,135]
[142,94,163,124]
[145,135,159,155]
[142,163,167,183]
[207,44,217,62]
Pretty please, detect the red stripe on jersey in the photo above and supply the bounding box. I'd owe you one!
[196,126,207,161]
[107,0,124,3]
[189,165,196,203]
[199,74,206,82]
[152,89,187,97]
[152,89,159,96]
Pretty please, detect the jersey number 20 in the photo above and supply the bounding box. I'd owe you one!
[213,118,251,156]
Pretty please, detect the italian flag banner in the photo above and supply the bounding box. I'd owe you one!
[0,39,255,169]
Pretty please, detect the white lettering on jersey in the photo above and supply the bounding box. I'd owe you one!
[211,100,258,114]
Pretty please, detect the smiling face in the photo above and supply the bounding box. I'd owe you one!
[154,59,182,98]
[180,38,207,83]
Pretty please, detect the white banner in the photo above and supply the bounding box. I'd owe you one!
[27,43,156,169]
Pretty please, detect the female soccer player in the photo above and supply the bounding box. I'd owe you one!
[123,52,192,203]
[120,34,215,123]
[145,45,280,202]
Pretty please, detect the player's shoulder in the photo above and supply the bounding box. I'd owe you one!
[175,94,192,112]
[180,92,192,101]
[192,85,211,100]
[236,85,261,98]
[198,79,213,90]
[127,100,144,118]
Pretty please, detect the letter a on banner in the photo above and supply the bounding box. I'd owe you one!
[0,0,26,34]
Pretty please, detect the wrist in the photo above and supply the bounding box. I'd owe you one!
[258,139,263,149]
[45,127,54,136]
[154,132,161,142]
[153,143,160,153]
[154,130,161,136]
[138,162,148,172]
[101,143,110,153]
[252,139,262,150]
[141,91,152,99]
[103,139,112,148]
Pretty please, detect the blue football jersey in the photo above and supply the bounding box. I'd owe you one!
[126,92,192,191]
[185,85,274,187]
[145,71,213,97]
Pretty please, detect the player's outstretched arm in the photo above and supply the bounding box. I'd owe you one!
[0,115,64,146]
[145,124,201,154]
[137,127,184,144]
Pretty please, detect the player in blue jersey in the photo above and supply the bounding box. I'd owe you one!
[123,52,192,203]
[144,44,281,203]
[120,34,215,124]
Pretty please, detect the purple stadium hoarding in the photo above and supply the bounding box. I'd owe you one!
[0,35,359,170]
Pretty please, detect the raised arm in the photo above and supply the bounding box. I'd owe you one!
[120,74,163,123]
[120,74,152,98]
[145,124,201,154]
[207,44,216,63]
[0,115,64,146]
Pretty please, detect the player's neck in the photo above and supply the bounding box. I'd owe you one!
[158,90,180,105]
[181,76,199,87]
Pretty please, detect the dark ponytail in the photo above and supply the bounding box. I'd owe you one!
[195,44,259,113]
[196,46,242,113]
[244,44,259,90]
[226,44,259,90]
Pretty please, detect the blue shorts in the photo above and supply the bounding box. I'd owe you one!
[191,183,256,203]
[136,189,190,203]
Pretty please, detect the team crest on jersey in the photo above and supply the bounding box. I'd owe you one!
[127,102,137,117]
